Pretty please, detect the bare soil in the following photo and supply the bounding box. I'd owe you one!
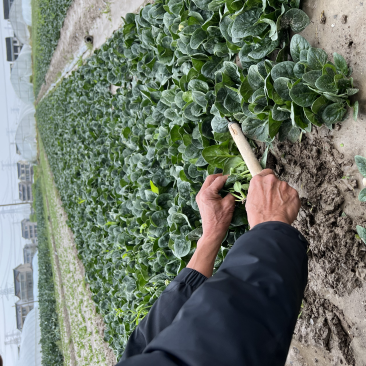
[272,1,366,364]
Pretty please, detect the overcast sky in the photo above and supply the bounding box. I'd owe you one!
[0,13,32,366]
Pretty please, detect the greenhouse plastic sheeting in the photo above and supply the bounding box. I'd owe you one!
[32,252,39,302]
[16,308,42,366]
[10,45,34,105]
[15,104,37,162]
[9,0,30,44]
[22,0,32,26]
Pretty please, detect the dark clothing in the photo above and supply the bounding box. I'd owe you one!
[117,222,308,366]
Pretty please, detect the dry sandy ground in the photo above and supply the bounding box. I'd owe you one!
[36,0,152,102]
[284,1,366,365]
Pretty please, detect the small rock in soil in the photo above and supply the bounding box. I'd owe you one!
[341,15,348,24]
[320,11,326,24]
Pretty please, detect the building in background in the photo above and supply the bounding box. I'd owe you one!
[13,263,34,330]
[18,181,32,201]
[5,36,22,61]
[21,219,37,239]
[17,160,33,181]
[23,243,37,264]
[3,0,14,19]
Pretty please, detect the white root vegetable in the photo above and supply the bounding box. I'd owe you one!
[363,178,366,187]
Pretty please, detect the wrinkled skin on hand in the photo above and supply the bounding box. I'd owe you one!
[246,169,301,229]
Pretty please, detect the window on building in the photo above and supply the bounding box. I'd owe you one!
[3,0,14,20]
[27,186,31,200]
[24,230,29,239]
[5,36,22,62]
[29,226,33,237]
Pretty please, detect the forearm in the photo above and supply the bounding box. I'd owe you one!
[120,268,207,361]
[186,235,222,278]
[120,222,308,366]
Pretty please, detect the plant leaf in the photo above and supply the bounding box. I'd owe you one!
[359,188,366,202]
[355,156,366,177]
[289,82,319,107]
[356,225,366,244]
[322,103,347,125]
[290,34,310,62]
[307,47,328,70]
[281,9,310,33]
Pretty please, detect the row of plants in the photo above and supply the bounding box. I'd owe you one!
[34,179,64,365]
[36,0,359,357]
[32,0,73,96]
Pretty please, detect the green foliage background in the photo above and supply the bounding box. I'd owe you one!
[34,179,64,365]
[36,0,357,357]
[32,0,73,96]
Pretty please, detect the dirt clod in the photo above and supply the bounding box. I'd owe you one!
[320,11,326,24]
[341,15,348,24]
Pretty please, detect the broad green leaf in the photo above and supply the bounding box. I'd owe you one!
[355,156,366,177]
[211,116,228,133]
[223,156,243,175]
[322,103,347,125]
[281,9,310,33]
[302,70,322,88]
[241,117,269,142]
[359,188,366,202]
[190,28,207,49]
[231,9,262,38]
[315,74,338,93]
[356,225,366,244]
[289,82,319,107]
[311,95,330,114]
[271,61,296,80]
[202,141,239,168]
[268,111,283,138]
[303,107,322,127]
[291,102,308,130]
[333,52,349,76]
[290,34,310,62]
[307,47,328,70]
[274,77,291,101]
[247,65,265,89]
[151,211,168,227]
[150,180,159,194]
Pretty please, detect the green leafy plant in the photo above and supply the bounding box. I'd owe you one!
[33,179,64,365]
[32,0,74,96]
[355,155,366,202]
[235,35,359,143]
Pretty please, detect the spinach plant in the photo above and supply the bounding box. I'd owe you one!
[355,155,366,202]
[234,35,359,143]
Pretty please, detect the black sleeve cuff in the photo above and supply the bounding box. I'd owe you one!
[250,221,309,249]
[174,268,207,290]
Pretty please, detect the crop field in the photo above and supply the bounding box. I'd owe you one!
[34,0,366,364]
[31,0,73,96]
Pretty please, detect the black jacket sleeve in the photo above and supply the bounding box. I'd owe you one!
[121,268,207,360]
[117,222,308,366]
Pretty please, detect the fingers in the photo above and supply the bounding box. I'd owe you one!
[201,173,223,190]
[208,175,229,193]
[257,169,275,177]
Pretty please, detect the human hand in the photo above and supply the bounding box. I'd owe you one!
[187,174,235,277]
[246,169,301,229]
[196,173,236,245]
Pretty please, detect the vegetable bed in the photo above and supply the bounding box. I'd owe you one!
[36,0,365,363]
